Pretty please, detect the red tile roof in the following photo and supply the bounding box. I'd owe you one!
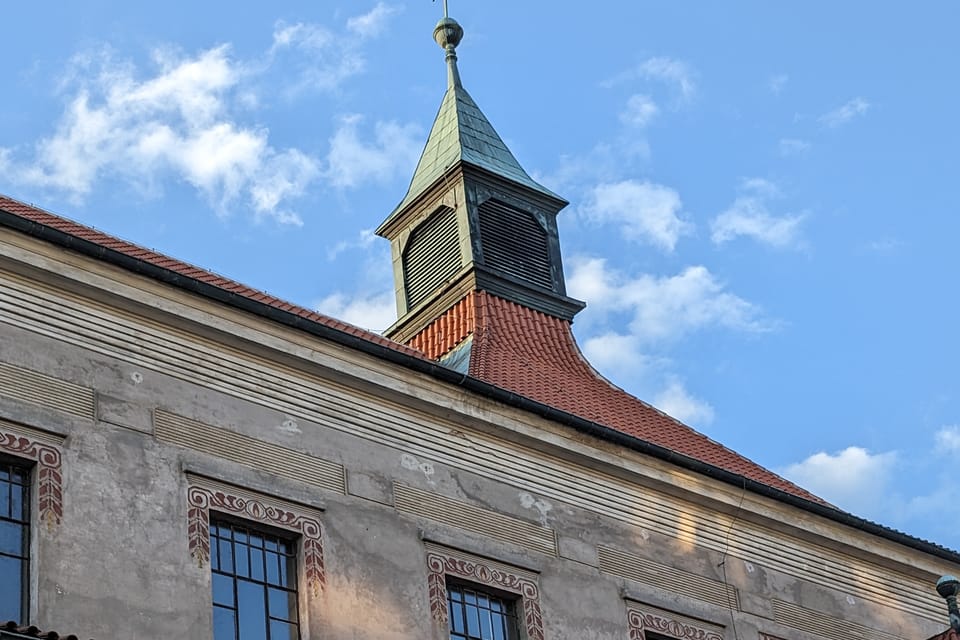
[0,621,90,640]
[410,290,826,504]
[0,195,422,359]
[927,629,959,640]
[0,194,821,503]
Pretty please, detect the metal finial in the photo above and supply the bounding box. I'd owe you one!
[433,0,450,19]
[937,575,960,632]
[432,1,463,89]
[433,17,463,88]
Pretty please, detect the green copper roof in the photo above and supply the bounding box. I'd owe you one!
[388,17,563,220]
[394,85,562,215]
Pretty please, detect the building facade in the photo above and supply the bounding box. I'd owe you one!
[0,13,957,640]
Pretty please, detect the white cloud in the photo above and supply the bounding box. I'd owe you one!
[269,21,363,94]
[781,447,897,514]
[569,257,769,429]
[779,138,811,156]
[653,379,715,427]
[712,198,805,248]
[267,6,397,95]
[620,94,659,128]
[819,97,870,128]
[346,3,400,39]
[583,180,693,252]
[936,426,960,453]
[327,228,378,261]
[568,257,774,345]
[739,177,781,198]
[768,73,789,95]
[0,5,399,218]
[711,179,806,248]
[315,290,397,333]
[637,57,696,101]
[271,22,333,51]
[324,114,422,189]
[535,140,650,194]
[581,333,647,376]
[0,45,318,223]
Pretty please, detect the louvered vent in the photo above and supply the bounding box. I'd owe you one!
[478,200,553,290]
[403,207,462,309]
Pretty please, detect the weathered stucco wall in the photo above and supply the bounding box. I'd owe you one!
[0,231,955,640]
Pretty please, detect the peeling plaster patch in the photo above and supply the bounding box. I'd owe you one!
[55,584,64,595]
[846,595,856,605]
[519,492,552,526]
[744,561,755,573]
[278,418,301,434]
[401,453,435,483]
[130,371,143,385]
[639,529,650,541]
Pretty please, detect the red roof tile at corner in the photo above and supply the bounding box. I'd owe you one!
[464,292,826,504]
[0,194,820,504]
[0,620,88,640]
[0,195,423,360]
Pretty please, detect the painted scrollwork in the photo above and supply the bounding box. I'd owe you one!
[627,607,724,640]
[186,482,326,597]
[425,550,545,640]
[0,429,63,528]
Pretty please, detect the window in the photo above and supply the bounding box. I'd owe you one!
[425,546,545,640]
[210,519,300,640]
[0,459,30,624]
[447,581,520,640]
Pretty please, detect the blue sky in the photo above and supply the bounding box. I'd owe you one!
[2,2,958,551]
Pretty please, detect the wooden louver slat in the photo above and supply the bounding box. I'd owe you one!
[403,207,462,309]
[478,200,553,290]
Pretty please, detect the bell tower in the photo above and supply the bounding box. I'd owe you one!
[376,12,584,346]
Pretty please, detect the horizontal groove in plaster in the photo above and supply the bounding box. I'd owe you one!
[772,599,905,640]
[396,483,557,556]
[0,418,66,445]
[0,270,945,624]
[156,410,345,495]
[600,545,740,611]
[0,360,95,419]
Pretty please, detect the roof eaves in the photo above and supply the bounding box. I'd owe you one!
[1,197,959,564]
[0,621,89,640]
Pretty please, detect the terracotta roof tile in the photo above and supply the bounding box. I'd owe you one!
[0,194,822,503]
[0,195,423,360]
[927,629,960,640]
[0,621,90,640]
[410,291,826,504]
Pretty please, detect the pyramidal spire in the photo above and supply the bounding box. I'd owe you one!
[377,11,583,346]
[384,10,563,220]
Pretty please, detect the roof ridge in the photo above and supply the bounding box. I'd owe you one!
[0,194,424,359]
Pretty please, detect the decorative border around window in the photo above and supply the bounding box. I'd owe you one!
[425,544,545,640]
[186,475,325,597]
[0,425,62,529]
[626,603,723,640]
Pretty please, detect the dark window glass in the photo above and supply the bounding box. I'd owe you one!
[447,582,518,640]
[0,460,30,624]
[210,519,300,640]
